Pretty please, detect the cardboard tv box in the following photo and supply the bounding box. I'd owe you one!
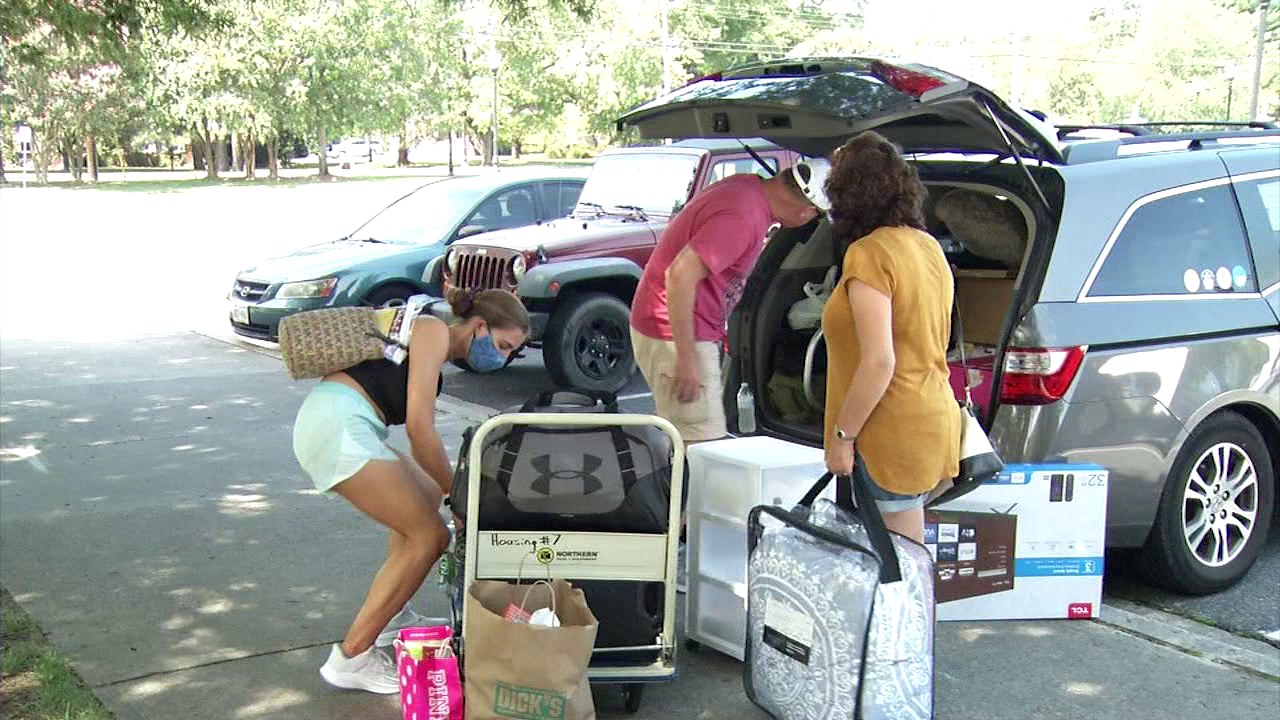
[925,464,1107,621]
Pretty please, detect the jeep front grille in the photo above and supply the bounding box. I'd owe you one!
[456,254,513,291]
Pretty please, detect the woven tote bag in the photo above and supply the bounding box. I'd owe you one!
[278,306,403,379]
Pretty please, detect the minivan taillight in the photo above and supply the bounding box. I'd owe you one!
[999,347,1087,405]
[871,61,946,97]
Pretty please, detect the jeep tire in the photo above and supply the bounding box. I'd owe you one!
[544,293,635,393]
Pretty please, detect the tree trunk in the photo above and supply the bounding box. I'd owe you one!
[199,119,218,180]
[268,135,279,180]
[513,140,522,159]
[190,131,203,170]
[465,114,476,165]
[32,128,50,184]
[214,135,229,173]
[317,126,331,177]
[63,137,82,181]
[397,130,410,167]
[243,129,256,179]
[86,135,99,182]
[231,129,241,172]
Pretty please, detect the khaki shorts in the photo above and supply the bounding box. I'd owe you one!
[630,327,726,443]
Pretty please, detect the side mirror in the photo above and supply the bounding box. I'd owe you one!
[456,224,487,240]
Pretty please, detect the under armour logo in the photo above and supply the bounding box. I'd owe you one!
[530,454,603,495]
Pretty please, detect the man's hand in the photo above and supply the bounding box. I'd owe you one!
[825,437,855,477]
[673,354,704,404]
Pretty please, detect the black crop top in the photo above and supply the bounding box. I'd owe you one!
[344,355,442,426]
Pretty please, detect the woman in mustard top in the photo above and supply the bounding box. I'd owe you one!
[815,131,961,542]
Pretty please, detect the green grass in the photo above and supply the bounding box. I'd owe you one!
[5,155,597,193]
[1,587,113,720]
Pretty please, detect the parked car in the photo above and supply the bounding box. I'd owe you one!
[619,56,1280,594]
[428,139,799,391]
[228,169,588,341]
[327,137,384,162]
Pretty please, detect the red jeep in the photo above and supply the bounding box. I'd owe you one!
[428,139,798,391]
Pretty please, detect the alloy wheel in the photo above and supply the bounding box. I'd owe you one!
[1181,442,1258,568]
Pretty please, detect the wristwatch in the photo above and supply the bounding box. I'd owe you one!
[834,424,856,442]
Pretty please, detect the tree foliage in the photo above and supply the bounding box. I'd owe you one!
[2,0,1276,185]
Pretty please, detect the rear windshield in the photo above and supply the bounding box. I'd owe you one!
[578,153,701,214]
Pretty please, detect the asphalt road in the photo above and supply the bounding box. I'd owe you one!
[438,345,656,414]
[3,173,1275,649]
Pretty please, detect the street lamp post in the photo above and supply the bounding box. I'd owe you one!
[491,64,499,169]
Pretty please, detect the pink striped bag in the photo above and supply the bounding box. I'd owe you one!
[395,626,464,720]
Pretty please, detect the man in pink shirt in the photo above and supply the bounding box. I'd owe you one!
[631,162,829,443]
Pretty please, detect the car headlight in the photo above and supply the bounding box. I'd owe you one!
[446,250,460,273]
[511,255,527,280]
[277,278,337,299]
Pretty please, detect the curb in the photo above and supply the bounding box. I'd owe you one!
[191,327,282,359]
[1099,598,1280,680]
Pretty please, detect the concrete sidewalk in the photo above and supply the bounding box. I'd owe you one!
[1,333,1277,720]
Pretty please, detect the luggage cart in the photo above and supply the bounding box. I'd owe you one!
[453,402,684,713]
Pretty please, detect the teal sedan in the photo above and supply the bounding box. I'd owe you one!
[228,169,587,341]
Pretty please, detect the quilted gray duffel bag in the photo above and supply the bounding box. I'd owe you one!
[745,461,935,720]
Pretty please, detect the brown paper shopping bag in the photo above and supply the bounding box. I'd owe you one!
[464,579,599,720]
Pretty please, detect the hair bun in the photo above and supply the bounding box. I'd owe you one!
[446,287,478,317]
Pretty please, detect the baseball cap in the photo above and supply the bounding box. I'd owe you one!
[791,157,832,212]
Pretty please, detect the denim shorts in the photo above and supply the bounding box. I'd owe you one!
[867,481,930,513]
[293,382,398,494]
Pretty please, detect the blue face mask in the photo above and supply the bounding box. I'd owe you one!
[467,330,507,372]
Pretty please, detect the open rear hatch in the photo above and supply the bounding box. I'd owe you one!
[617,57,1063,163]
[617,57,1064,443]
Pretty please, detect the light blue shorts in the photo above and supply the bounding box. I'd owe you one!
[293,382,398,494]
[868,482,930,513]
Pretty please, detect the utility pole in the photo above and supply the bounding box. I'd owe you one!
[660,1,671,94]
[1226,65,1236,121]
[1010,30,1022,108]
[1249,0,1271,120]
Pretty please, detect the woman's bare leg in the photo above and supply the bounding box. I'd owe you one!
[881,506,926,544]
[333,457,448,656]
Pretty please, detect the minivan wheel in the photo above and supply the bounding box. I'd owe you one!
[1139,411,1274,595]
[544,293,635,393]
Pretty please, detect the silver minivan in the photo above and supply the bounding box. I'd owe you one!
[619,57,1279,593]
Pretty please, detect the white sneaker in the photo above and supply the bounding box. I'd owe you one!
[319,644,400,694]
[376,605,442,647]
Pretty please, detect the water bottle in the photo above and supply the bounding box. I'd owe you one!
[736,382,757,434]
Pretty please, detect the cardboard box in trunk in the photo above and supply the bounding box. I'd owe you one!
[926,464,1107,621]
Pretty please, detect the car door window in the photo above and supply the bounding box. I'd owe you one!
[463,186,539,234]
[710,156,778,183]
[1232,176,1280,292]
[540,181,584,220]
[1088,183,1258,297]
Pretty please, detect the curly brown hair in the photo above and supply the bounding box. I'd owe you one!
[825,131,927,243]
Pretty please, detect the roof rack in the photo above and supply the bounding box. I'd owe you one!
[1061,127,1280,164]
[1057,121,1279,139]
